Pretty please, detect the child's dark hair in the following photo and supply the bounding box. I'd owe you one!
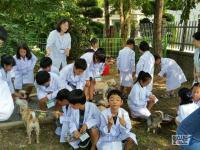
[154,54,161,61]
[40,57,52,69]
[193,31,200,40]
[135,71,152,84]
[191,82,200,91]
[16,42,32,60]
[56,89,70,101]
[0,26,8,42]
[56,18,70,33]
[178,88,193,105]
[1,54,16,67]
[126,38,135,45]
[36,71,50,85]
[85,48,95,53]
[67,89,86,105]
[107,89,123,100]
[74,58,87,70]
[93,48,106,63]
[139,41,150,52]
[89,38,98,46]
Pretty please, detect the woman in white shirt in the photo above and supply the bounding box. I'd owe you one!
[46,19,71,70]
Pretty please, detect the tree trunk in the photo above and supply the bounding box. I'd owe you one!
[153,0,164,55]
[120,0,131,44]
[120,0,125,39]
[104,0,110,38]
[180,19,188,51]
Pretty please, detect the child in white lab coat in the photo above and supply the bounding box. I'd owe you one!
[193,31,200,83]
[191,83,200,107]
[54,89,71,142]
[176,88,198,126]
[35,71,63,110]
[13,42,37,99]
[97,89,137,150]
[0,26,14,121]
[81,49,106,101]
[0,54,16,94]
[89,38,98,51]
[67,89,100,150]
[154,54,187,98]
[128,71,157,119]
[39,57,59,76]
[59,58,87,91]
[117,38,135,94]
[136,41,155,92]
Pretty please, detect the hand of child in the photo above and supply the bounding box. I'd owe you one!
[149,95,156,102]
[80,124,88,134]
[119,114,126,127]
[65,48,70,56]
[73,130,80,139]
[108,115,114,131]
[53,111,63,118]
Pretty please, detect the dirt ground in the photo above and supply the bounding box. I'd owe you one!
[0,65,192,150]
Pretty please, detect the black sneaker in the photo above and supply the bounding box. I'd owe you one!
[79,138,91,149]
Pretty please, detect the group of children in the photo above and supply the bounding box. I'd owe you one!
[1,27,200,149]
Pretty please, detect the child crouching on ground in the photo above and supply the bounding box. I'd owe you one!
[67,89,100,150]
[97,89,137,150]
[128,71,158,119]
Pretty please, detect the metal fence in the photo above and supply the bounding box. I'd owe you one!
[98,38,123,57]
[140,21,200,53]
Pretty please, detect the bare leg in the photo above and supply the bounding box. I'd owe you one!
[36,125,40,144]
[124,137,135,150]
[27,127,32,144]
[120,86,124,93]
[89,80,95,101]
[84,80,90,100]
[89,128,99,150]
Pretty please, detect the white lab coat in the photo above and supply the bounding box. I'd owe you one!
[176,103,198,123]
[97,108,137,150]
[194,48,200,82]
[68,102,101,149]
[60,105,73,143]
[38,65,60,76]
[128,82,152,118]
[13,53,37,89]
[59,63,86,91]
[35,73,63,100]
[46,30,71,69]
[0,79,14,121]
[0,68,15,93]
[81,52,103,80]
[117,47,135,87]
[136,51,155,92]
[158,58,187,91]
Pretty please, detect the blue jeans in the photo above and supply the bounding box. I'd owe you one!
[176,108,200,150]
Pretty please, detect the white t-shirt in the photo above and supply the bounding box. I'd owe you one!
[176,103,199,123]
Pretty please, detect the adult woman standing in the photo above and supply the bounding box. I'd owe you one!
[46,19,71,70]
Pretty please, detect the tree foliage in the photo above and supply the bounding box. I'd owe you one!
[0,0,102,56]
